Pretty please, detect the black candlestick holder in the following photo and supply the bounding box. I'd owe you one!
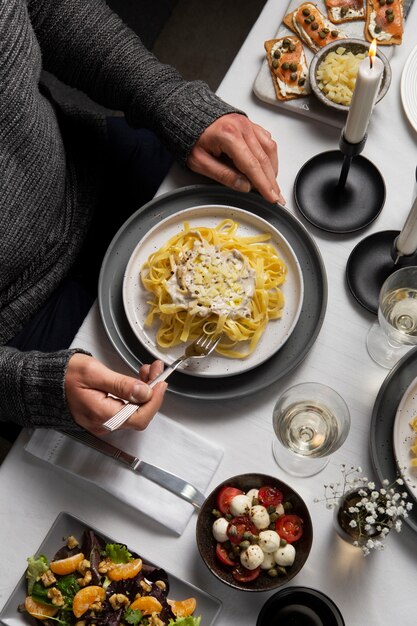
[293,132,386,234]
[346,230,417,314]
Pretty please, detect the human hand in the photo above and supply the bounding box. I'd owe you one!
[65,354,167,435]
[186,113,285,205]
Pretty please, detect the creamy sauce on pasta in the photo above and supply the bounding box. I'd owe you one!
[165,238,255,319]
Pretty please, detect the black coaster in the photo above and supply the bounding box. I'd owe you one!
[346,229,417,314]
[294,151,386,234]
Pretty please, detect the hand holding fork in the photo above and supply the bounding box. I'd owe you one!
[102,333,221,432]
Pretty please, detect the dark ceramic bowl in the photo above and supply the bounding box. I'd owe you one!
[257,586,345,626]
[309,38,391,112]
[196,473,313,592]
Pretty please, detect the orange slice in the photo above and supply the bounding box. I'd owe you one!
[107,558,142,581]
[50,553,85,575]
[25,597,59,620]
[168,597,197,617]
[130,596,163,615]
[72,586,106,618]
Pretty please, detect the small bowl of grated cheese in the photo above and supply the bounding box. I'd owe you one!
[309,38,391,112]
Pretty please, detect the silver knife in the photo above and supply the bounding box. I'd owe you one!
[60,429,205,510]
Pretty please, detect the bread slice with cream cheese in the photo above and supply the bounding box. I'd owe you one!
[264,36,310,101]
[283,2,348,52]
[364,0,403,45]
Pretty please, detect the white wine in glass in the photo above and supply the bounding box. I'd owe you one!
[272,382,351,477]
[367,267,417,368]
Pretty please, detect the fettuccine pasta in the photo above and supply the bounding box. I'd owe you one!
[140,219,287,358]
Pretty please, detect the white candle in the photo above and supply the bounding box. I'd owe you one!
[396,193,417,256]
[343,54,384,144]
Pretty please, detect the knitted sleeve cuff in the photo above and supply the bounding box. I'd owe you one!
[127,81,246,165]
[0,347,91,431]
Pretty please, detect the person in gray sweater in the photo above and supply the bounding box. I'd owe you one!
[0,0,283,437]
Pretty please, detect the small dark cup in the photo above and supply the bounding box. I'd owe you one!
[257,586,345,626]
[196,473,313,592]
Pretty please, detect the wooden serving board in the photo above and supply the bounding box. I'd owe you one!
[253,0,414,128]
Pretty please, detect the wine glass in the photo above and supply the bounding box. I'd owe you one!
[366,266,417,369]
[272,382,351,477]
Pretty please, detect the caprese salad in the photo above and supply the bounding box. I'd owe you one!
[211,484,304,583]
[21,528,200,626]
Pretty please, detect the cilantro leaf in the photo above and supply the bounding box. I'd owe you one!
[26,555,49,595]
[124,607,143,625]
[104,543,133,564]
[56,575,80,605]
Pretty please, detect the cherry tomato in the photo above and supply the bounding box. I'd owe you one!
[215,543,236,567]
[258,485,283,507]
[275,514,304,543]
[232,564,261,583]
[216,486,243,514]
[226,516,258,545]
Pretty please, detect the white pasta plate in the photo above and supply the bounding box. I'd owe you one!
[401,42,417,134]
[392,376,417,498]
[122,205,304,378]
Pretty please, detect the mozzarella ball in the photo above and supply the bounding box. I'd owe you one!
[212,517,229,543]
[229,494,251,516]
[276,503,285,516]
[258,530,281,553]
[246,488,259,504]
[274,543,296,567]
[240,544,264,570]
[249,505,270,529]
[260,552,276,570]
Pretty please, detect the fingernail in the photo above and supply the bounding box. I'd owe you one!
[271,189,286,206]
[155,360,164,375]
[271,189,285,204]
[130,383,152,403]
[234,177,251,193]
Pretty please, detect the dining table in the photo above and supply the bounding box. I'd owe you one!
[1,0,417,624]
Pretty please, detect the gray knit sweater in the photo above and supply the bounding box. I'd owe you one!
[0,0,238,430]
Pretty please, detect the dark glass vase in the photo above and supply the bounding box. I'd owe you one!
[333,488,387,548]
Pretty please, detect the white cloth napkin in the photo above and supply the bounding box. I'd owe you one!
[25,416,223,535]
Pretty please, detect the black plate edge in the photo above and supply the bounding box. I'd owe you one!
[370,347,417,533]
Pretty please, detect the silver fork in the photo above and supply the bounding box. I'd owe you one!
[102,333,222,432]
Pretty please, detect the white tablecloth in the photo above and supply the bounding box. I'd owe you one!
[1,2,417,624]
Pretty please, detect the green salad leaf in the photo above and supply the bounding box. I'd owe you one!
[56,574,80,605]
[104,543,133,563]
[26,555,49,595]
[124,607,143,625]
[31,580,53,606]
[167,617,201,626]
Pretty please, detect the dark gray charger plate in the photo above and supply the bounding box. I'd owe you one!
[370,347,417,533]
[98,185,327,400]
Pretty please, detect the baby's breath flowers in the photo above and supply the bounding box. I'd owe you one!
[315,465,413,555]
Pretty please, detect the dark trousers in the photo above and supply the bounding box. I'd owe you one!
[3,118,173,441]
